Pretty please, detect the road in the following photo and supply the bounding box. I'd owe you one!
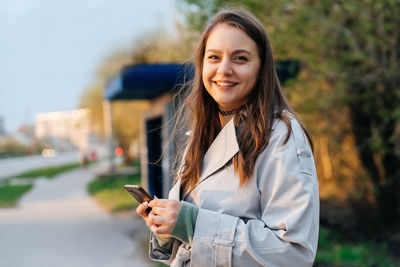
[0,164,154,267]
[0,151,80,180]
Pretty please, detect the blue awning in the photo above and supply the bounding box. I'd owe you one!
[105,61,299,101]
[105,63,194,100]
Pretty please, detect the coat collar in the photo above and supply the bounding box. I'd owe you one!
[198,118,239,183]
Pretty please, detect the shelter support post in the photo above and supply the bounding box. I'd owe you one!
[103,100,115,173]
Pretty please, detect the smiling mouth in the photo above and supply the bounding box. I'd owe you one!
[214,81,238,87]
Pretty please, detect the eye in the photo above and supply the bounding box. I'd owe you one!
[234,56,248,62]
[207,55,219,60]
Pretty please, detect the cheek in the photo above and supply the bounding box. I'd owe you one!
[202,65,212,89]
[242,66,260,88]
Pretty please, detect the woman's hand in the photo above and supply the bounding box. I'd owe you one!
[147,199,182,238]
[136,201,152,226]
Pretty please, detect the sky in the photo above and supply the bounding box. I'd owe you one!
[0,0,176,134]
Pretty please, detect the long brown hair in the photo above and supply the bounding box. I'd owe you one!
[173,8,312,193]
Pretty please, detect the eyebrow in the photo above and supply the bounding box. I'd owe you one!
[205,48,253,55]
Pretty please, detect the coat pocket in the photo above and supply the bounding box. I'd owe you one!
[296,148,313,176]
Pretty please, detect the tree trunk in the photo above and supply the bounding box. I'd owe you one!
[349,102,399,229]
[376,183,398,228]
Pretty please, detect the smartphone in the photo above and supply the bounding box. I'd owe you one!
[124,185,153,204]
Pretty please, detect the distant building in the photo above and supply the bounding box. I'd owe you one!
[35,109,90,151]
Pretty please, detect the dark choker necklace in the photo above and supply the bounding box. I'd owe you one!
[218,104,246,116]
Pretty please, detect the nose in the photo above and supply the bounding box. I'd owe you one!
[217,58,233,76]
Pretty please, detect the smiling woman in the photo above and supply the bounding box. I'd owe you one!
[136,8,319,267]
[202,23,261,113]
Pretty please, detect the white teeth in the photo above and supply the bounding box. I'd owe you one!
[216,81,235,86]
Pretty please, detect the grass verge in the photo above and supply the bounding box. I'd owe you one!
[316,225,397,266]
[11,162,81,179]
[0,162,81,208]
[0,183,33,207]
[88,173,141,213]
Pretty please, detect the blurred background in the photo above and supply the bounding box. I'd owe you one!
[0,0,399,266]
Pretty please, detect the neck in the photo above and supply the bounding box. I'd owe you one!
[219,113,234,128]
[218,104,246,116]
[217,104,245,127]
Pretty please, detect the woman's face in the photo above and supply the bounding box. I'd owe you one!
[202,23,261,111]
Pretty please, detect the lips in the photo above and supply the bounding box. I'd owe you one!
[213,80,238,87]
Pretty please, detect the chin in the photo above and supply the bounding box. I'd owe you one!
[214,98,235,107]
[215,101,233,108]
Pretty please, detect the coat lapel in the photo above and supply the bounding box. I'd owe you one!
[198,118,239,183]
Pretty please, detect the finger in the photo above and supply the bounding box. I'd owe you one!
[146,211,158,228]
[136,202,149,217]
[150,206,168,215]
[150,199,181,208]
[148,212,168,226]
[150,224,172,236]
[149,199,169,208]
[136,202,145,214]
[157,233,171,239]
[137,202,148,212]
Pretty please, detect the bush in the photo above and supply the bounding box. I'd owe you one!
[316,225,397,266]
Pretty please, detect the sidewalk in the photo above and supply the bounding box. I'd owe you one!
[0,151,81,180]
[0,163,154,267]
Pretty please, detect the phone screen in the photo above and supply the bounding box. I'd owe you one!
[124,185,153,203]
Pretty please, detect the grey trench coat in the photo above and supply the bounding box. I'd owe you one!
[149,116,319,266]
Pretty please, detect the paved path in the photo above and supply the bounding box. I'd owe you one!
[0,164,154,267]
[0,151,80,180]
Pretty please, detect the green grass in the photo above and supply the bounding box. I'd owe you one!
[0,183,33,207]
[316,225,397,266]
[0,162,81,208]
[88,173,142,212]
[12,162,81,179]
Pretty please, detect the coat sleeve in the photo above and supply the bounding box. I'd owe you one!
[149,233,182,265]
[148,177,184,265]
[190,119,320,267]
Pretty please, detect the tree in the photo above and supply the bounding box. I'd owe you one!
[178,0,400,229]
[79,30,192,164]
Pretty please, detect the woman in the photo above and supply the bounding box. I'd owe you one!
[137,8,319,267]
